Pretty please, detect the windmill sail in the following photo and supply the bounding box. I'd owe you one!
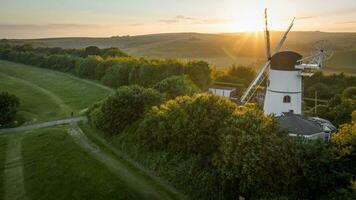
[264,8,271,60]
[240,15,295,104]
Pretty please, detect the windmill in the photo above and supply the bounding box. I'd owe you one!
[240,9,333,117]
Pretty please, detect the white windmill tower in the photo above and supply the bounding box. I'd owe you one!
[240,9,333,117]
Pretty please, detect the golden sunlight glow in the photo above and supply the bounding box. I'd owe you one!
[228,18,264,32]
[225,2,266,32]
[220,0,295,33]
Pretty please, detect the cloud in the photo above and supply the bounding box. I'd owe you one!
[0,24,101,29]
[159,15,232,24]
[336,21,356,24]
[296,16,316,20]
[128,23,144,26]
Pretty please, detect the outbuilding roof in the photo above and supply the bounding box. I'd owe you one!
[208,86,236,91]
[277,114,324,135]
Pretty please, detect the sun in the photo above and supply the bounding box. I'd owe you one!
[228,13,264,32]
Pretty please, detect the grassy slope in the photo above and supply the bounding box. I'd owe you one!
[0,72,67,122]
[0,60,181,199]
[22,126,142,200]
[16,32,356,74]
[0,136,5,199]
[0,60,111,122]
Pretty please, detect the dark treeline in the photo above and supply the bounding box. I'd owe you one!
[304,72,356,100]
[0,43,211,90]
[303,72,356,126]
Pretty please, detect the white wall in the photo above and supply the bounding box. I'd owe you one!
[263,69,302,116]
[209,88,233,98]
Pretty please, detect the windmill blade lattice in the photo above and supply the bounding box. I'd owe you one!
[312,40,334,61]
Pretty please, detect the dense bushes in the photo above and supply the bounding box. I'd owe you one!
[0,44,212,90]
[131,94,352,199]
[136,94,238,163]
[304,72,356,99]
[153,75,199,99]
[316,93,356,126]
[331,111,356,179]
[214,65,256,87]
[87,87,354,199]
[306,82,332,99]
[213,108,290,198]
[88,85,164,135]
[0,91,19,126]
[76,56,103,79]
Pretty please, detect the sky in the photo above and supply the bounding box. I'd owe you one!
[0,0,356,38]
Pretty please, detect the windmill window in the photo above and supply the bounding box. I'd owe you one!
[267,79,270,87]
[283,95,291,103]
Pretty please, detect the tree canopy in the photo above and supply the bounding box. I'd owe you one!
[154,75,200,99]
[88,85,164,135]
[0,91,19,126]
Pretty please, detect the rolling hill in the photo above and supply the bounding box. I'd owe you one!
[8,31,356,74]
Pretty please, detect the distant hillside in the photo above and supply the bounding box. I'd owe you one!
[9,32,356,74]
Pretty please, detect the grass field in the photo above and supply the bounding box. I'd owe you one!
[0,60,112,123]
[0,60,181,199]
[0,137,5,198]
[22,126,143,200]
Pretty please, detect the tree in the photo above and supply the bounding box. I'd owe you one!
[75,56,103,79]
[316,94,356,126]
[227,65,256,83]
[0,91,19,126]
[84,46,101,57]
[343,86,356,100]
[101,64,132,88]
[306,83,332,99]
[135,93,238,163]
[88,85,164,135]
[331,111,356,179]
[154,75,200,99]
[94,59,119,80]
[213,108,291,198]
[101,47,129,58]
[100,57,143,88]
[184,61,212,89]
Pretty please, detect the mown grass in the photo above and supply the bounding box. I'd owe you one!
[0,72,65,123]
[0,60,111,123]
[22,126,142,200]
[0,60,111,114]
[0,136,6,198]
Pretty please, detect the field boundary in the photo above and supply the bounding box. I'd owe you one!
[3,134,27,200]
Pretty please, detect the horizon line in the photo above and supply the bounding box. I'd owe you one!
[3,30,356,40]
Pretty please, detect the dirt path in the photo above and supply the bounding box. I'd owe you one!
[68,124,181,200]
[0,117,87,134]
[3,134,27,200]
[0,72,71,114]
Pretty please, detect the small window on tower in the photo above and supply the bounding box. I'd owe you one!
[267,79,270,87]
[283,95,291,103]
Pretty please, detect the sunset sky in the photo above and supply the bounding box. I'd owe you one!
[1,0,356,38]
